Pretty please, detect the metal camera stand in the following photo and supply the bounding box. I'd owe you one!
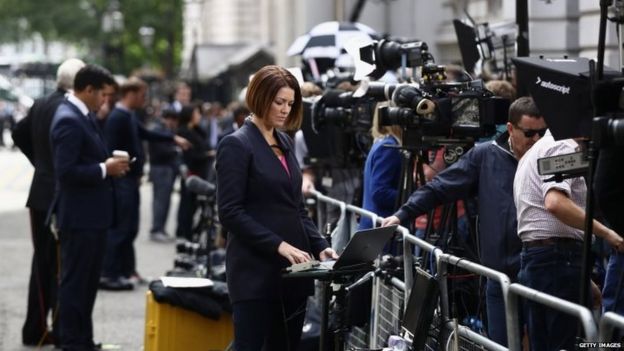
[284,266,374,351]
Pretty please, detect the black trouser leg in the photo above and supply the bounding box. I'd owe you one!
[22,208,59,344]
[58,229,106,350]
[232,297,307,351]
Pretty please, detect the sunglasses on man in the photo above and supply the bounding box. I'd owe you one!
[516,127,547,138]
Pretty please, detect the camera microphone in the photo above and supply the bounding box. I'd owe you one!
[185,175,216,196]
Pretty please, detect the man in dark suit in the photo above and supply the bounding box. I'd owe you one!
[12,58,85,346]
[49,64,129,351]
[101,77,189,290]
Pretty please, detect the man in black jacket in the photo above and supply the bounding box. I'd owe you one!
[12,58,85,346]
[101,77,189,290]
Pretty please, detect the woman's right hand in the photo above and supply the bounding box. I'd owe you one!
[278,241,312,265]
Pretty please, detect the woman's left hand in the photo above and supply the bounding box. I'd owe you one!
[319,248,339,261]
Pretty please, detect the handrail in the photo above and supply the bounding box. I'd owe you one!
[310,191,601,351]
[436,253,517,350]
[599,312,624,346]
[453,323,508,351]
[507,283,598,346]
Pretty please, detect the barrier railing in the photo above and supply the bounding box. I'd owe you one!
[311,190,505,350]
[309,191,623,351]
[507,283,598,349]
[434,252,512,350]
[599,311,624,345]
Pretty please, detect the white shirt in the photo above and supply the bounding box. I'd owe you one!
[66,93,107,179]
[513,130,586,242]
[67,93,89,116]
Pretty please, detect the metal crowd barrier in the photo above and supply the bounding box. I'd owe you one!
[434,251,510,351]
[309,191,624,351]
[311,190,507,350]
[599,312,624,346]
[506,283,598,350]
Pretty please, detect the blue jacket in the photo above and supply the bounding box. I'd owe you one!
[359,135,402,230]
[395,132,521,277]
[49,101,115,231]
[217,120,329,302]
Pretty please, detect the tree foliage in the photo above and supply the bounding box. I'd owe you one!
[0,0,183,77]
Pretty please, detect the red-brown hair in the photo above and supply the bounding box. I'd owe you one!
[245,65,302,131]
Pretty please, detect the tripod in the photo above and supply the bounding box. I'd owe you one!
[393,134,483,332]
[392,130,478,262]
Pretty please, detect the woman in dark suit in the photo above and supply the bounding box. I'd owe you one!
[217,65,337,351]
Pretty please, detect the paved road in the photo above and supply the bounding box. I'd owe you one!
[0,145,178,351]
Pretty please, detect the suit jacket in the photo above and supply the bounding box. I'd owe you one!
[49,100,115,231]
[217,119,329,303]
[12,89,66,211]
[104,106,173,178]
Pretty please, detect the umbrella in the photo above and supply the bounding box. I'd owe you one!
[287,21,378,60]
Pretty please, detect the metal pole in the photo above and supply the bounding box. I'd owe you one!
[597,0,613,79]
[319,280,330,351]
[516,0,530,57]
[580,136,599,311]
[349,0,367,22]
[370,274,381,348]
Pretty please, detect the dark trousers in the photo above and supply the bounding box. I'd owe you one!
[149,165,176,233]
[232,297,307,351]
[23,208,60,344]
[603,251,624,340]
[518,242,583,351]
[58,229,106,351]
[102,177,139,279]
[485,278,525,347]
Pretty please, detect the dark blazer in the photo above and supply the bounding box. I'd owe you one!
[12,89,66,211]
[104,107,173,178]
[148,120,178,166]
[217,119,329,303]
[49,100,115,231]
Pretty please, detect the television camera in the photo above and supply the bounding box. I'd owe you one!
[345,38,509,149]
[376,81,508,148]
[301,90,376,169]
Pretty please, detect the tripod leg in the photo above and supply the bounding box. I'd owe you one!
[319,281,330,351]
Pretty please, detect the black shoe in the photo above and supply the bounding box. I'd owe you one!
[98,277,134,291]
[94,341,122,350]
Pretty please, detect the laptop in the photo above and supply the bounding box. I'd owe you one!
[318,225,398,270]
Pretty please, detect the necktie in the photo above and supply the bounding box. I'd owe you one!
[87,112,108,154]
[87,112,98,129]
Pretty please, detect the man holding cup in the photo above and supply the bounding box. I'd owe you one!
[101,77,190,290]
[49,64,128,351]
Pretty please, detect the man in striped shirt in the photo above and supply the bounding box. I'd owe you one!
[514,129,624,350]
